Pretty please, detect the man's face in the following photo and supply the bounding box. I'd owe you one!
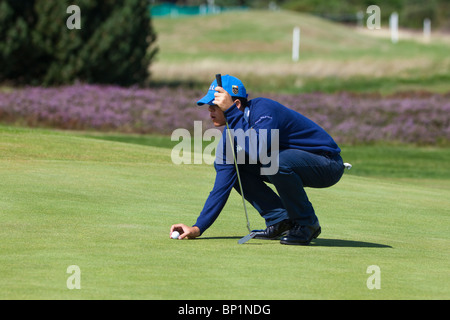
[208,105,226,127]
[207,99,242,127]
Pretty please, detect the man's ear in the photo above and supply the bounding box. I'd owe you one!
[234,99,242,111]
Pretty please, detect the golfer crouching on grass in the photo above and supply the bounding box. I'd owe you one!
[171,75,345,245]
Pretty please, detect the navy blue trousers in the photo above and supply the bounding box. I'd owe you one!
[234,149,344,227]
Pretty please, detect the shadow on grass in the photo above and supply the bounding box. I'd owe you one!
[196,236,242,240]
[197,237,392,248]
[310,238,392,248]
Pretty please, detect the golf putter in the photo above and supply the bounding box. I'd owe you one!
[215,74,255,244]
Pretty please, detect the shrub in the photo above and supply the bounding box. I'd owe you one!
[1,85,449,146]
[0,0,157,86]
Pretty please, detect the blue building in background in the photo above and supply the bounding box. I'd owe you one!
[150,2,248,18]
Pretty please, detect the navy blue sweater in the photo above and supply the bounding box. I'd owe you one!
[193,97,340,234]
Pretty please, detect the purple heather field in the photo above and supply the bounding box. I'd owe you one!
[0,84,449,145]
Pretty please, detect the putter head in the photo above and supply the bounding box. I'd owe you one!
[238,232,257,244]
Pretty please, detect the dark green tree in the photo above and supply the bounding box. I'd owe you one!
[0,0,157,86]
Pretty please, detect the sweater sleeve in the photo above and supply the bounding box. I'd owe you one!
[193,162,236,235]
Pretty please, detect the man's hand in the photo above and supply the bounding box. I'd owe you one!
[213,87,234,112]
[170,224,200,240]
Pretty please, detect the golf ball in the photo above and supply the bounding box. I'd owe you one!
[171,231,180,239]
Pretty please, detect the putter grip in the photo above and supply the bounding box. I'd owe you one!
[215,74,222,87]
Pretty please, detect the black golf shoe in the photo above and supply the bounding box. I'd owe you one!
[252,219,293,240]
[280,222,321,245]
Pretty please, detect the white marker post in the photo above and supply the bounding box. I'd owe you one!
[424,18,431,42]
[389,12,399,44]
[292,26,300,62]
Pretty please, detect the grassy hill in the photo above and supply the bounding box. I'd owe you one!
[1,126,449,299]
[151,10,450,94]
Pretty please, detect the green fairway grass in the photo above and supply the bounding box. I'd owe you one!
[1,126,449,299]
[84,132,450,180]
[151,10,450,94]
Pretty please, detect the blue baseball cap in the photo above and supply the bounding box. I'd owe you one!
[197,75,248,106]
